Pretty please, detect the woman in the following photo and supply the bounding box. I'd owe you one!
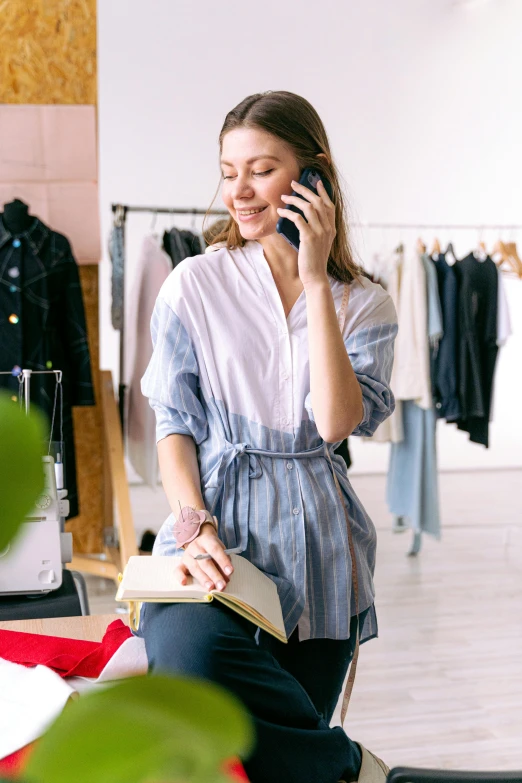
[140,91,397,783]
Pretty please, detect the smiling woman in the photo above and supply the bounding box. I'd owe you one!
[208,90,360,284]
[140,90,398,783]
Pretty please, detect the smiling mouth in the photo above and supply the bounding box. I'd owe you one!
[236,206,267,216]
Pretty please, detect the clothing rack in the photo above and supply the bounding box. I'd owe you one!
[111,203,229,428]
[111,202,522,426]
[351,222,522,231]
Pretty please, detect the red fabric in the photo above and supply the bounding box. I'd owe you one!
[0,747,249,781]
[0,619,132,678]
[0,622,250,780]
[223,760,250,781]
[0,743,35,778]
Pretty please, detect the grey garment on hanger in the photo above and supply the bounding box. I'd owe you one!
[109,223,125,330]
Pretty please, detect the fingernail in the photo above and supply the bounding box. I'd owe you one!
[217,581,226,591]
[205,581,213,590]
[224,566,233,575]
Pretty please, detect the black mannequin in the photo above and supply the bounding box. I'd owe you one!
[2,199,33,234]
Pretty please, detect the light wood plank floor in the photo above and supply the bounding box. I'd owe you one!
[84,470,522,772]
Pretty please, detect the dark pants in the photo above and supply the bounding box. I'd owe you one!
[140,601,366,783]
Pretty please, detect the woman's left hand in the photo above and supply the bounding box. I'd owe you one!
[277,179,336,289]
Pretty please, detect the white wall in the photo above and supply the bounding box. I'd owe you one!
[97,0,522,474]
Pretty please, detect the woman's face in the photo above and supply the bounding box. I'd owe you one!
[220,128,301,242]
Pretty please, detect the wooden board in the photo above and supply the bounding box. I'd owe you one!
[0,0,97,105]
[67,265,107,554]
[0,613,127,642]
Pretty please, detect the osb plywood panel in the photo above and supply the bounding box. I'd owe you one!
[67,264,106,554]
[0,0,97,104]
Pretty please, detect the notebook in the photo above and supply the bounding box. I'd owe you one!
[116,554,287,643]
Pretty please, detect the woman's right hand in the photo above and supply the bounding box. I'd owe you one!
[174,522,234,592]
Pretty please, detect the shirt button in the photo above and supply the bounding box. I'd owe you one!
[12,239,21,248]
[282,371,289,380]
[9,285,17,293]
[8,267,20,278]
[12,365,21,376]
[9,314,19,324]
[292,507,300,515]
[281,418,288,426]
[286,462,293,470]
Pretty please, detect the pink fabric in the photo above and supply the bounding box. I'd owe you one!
[0,619,131,678]
[0,105,100,263]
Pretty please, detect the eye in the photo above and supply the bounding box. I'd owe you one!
[254,169,274,177]
[222,174,236,180]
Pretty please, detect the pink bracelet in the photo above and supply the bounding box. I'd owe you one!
[173,506,217,548]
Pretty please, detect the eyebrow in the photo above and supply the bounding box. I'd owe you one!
[220,154,282,166]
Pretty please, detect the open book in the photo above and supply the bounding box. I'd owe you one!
[116,554,287,643]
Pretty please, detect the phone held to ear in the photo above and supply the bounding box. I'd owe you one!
[276,167,334,251]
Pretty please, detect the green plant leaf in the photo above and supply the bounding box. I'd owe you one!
[25,674,254,783]
[0,393,46,551]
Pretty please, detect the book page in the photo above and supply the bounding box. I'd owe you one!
[218,556,286,639]
[116,555,208,601]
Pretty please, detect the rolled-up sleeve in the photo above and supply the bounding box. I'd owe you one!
[141,296,208,445]
[348,321,398,437]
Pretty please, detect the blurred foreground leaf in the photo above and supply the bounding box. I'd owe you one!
[0,393,46,551]
[25,674,254,783]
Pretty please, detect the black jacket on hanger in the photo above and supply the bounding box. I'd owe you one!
[454,253,498,448]
[432,253,460,421]
[0,215,95,518]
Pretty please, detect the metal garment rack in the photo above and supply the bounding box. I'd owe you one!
[111,203,229,428]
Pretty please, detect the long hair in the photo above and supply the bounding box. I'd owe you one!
[205,91,360,283]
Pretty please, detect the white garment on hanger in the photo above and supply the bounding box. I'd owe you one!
[392,250,432,410]
[496,266,512,347]
[127,235,172,487]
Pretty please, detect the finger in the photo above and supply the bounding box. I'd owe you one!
[316,179,335,208]
[316,180,336,230]
[290,179,322,207]
[174,562,190,586]
[204,537,234,579]
[280,195,324,232]
[184,551,227,591]
[276,208,311,235]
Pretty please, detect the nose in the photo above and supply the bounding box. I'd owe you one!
[231,175,254,201]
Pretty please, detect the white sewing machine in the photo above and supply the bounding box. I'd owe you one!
[0,456,73,596]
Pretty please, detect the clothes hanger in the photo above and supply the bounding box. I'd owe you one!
[492,239,521,278]
[504,241,522,277]
[416,237,426,255]
[430,237,441,257]
[445,241,457,265]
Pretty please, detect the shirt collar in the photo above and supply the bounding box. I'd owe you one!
[0,215,50,255]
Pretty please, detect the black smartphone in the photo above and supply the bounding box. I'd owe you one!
[276,167,334,251]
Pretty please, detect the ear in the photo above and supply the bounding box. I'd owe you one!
[316,152,331,166]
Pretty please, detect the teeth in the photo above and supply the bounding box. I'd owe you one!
[238,208,264,215]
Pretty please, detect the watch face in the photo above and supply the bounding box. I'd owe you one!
[35,494,52,510]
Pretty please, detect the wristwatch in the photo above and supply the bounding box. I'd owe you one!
[173,506,218,548]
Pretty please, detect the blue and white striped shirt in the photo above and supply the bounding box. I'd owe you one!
[141,240,397,641]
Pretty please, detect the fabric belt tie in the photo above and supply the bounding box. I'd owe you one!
[207,439,346,554]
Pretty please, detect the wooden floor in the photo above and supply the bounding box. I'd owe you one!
[85,469,522,772]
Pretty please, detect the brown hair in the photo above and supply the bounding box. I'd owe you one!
[205,91,360,283]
